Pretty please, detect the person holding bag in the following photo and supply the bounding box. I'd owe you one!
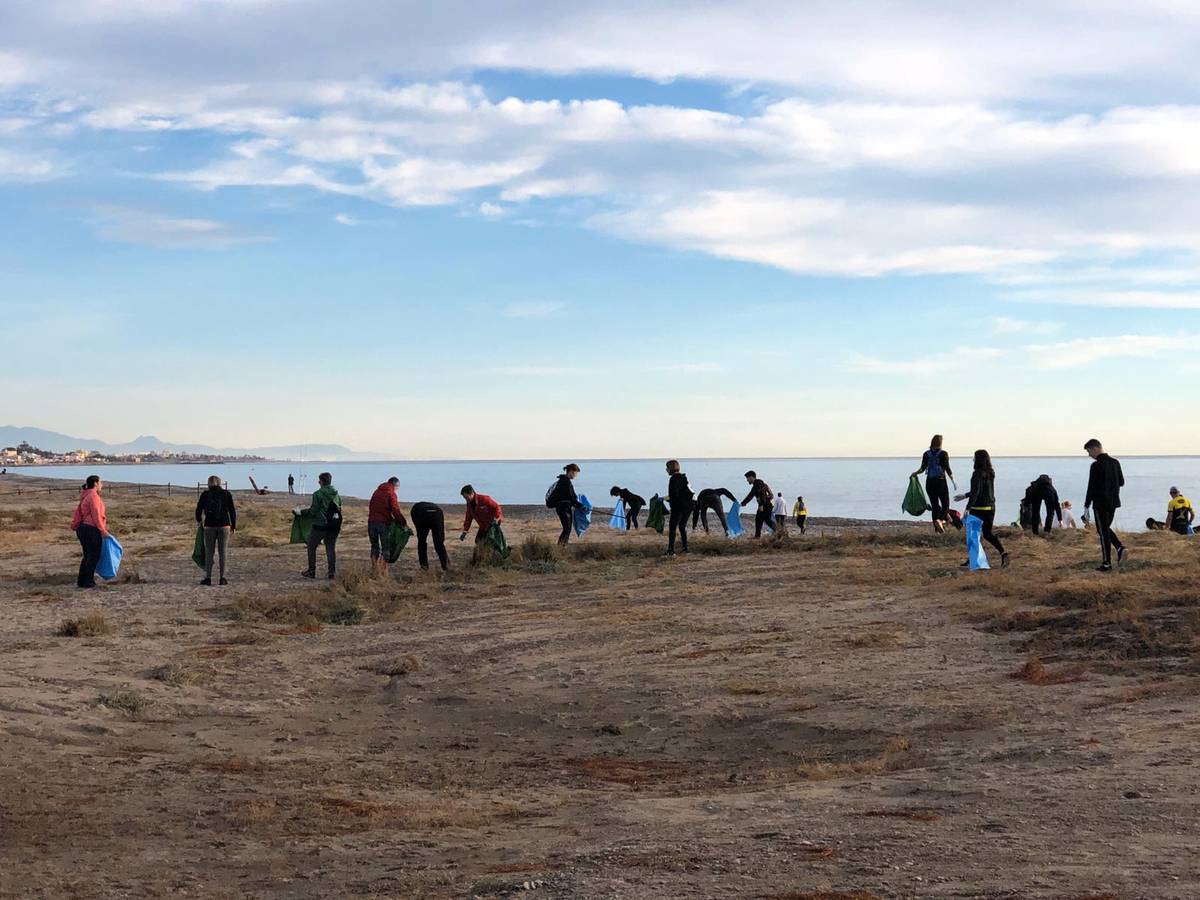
[70,475,108,589]
[955,449,1009,569]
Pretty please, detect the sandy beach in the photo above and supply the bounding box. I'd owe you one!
[2,474,1198,898]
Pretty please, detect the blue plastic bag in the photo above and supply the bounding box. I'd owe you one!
[96,535,124,580]
[573,494,593,537]
[726,501,743,537]
[609,500,627,530]
[964,515,990,571]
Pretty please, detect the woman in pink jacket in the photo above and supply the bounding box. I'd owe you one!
[70,475,108,588]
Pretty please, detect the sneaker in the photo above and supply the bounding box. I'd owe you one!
[1117,547,1128,568]
[959,560,970,568]
[219,578,228,586]
[1096,563,1112,572]
[301,570,316,579]
[1001,552,1011,569]
[200,578,212,586]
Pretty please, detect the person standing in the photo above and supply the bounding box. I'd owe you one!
[287,473,295,495]
[912,435,954,533]
[410,501,449,570]
[741,470,775,538]
[1167,486,1194,536]
[195,475,236,585]
[460,485,502,543]
[368,477,409,570]
[301,472,342,579]
[546,464,583,546]
[955,450,1009,568]
[1023,474,1062,536]
[70,475,108,589]
[609,486,646,530]
[793,496,808,533]
[772,492,789,537]
[692,487,736,534]
[1083,439,1126,571]
[665,459,694,555]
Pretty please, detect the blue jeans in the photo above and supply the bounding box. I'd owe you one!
[368,522,390,561]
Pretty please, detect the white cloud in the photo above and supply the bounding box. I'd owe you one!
[990,316,1064,335]
[488,365,599,376]
[1014,290,1200,309]
[499,301,565,319]
[333,213,359,226]
[844,347,1002,376]
[90,207,270,249]
[1027,334,1198,369]
[478,201,503,217]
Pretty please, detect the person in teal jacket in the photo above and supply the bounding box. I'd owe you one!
[302,472,342,579]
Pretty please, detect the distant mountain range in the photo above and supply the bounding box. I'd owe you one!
[0,426,379,461]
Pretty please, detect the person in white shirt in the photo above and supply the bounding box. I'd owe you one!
[772,492,789,536]
[1060,499,1078,529]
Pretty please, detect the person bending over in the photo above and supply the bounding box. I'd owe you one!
[691,487,736,534]
[411,502,449,570]
[609,486,646,530]
[1023,474,1062,536]
[546,463,583,546]
[665,460,694,555]
[460,485,502,544]
[742,470,775,538]
[1084,439,1125,571]
[368,477,410,570]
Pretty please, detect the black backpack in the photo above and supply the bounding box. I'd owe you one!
[324,498,343,532]
[544,480,560,508]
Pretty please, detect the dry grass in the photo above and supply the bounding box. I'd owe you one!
[1009,657,1085,686]
[796,737,914,781]
[570,756,685,785]
[97,689,149,717]
[760,892,884,900]
[858,808,941,822]
[57,612,112,637]
[843,626,906,649]
[148,661,193,686]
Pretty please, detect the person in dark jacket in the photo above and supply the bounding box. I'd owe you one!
[609,486,646,530]
[912,434,954,533]
[742,470,775,537]
[692,487,737,534]
[955,449,1009,568]
[665,459,694,555]
[1083,439,1125,571]
[410,501,449,571]
[1023,474,1062,536]
[547,463,582,546]
[195,475,236,585]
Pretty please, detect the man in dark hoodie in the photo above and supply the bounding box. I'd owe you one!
[609,486,646,530]
[1024,474,1062,536]
[546,464,582,546]
[665,459,694,555]
[1084,439,1126,571]
[741,470,775,538]
[195,475,236,586]
[692,487,737,535]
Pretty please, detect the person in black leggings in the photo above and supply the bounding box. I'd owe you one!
[955,448,1009,568]
[665,459,694,555]
[547,463,582,545]
[913,434,954,533]
[609,486,645,530]
[692,487,736,534]
[410,502,449,570]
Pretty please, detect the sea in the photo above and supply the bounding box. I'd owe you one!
[7,457,1199,532]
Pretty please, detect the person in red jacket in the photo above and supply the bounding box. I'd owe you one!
[70,474,109,589]
[367,477,409,570]
[459,484,502,543]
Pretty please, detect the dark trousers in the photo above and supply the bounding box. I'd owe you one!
[76,524,102,588]
[927,476,950,522]
[411,503,448,570]
[969,508,1005,554]
[626,502,643,530]
[306,526,338,576]
[555,502,574,545]
[1029,501,1056,535]
[668,502,692,552]
[754,507,775,537]
[692,498,727,534]
[796,515,807,533]
[1093,504,1123,565]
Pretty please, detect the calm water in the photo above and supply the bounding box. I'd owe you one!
[8,457,1200,532]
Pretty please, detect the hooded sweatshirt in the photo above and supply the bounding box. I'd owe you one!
[71,488,107,534]
[368,482,408,526]
[308,484,343,528]
[463,494,502,533]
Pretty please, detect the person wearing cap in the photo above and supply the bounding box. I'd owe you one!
[1166,487,1195,536]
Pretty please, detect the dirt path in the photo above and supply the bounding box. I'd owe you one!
[1,486,1198,898]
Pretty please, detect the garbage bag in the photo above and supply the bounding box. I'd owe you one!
[964,514,990,570]
[609,500,627,530]
[484,523,512,559]
[96,535,124,580]
[902,475,930,517]
[290,510,313,545]
[192,525,205,568]
[646,495,667,534]
[573,494,593,537]
[726,500,743,537]
[387,521,414,564]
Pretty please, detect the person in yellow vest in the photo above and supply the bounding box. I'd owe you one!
[792,496,808,533]
[1167,486,1195,535]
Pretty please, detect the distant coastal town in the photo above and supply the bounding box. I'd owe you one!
[0,442,268,466]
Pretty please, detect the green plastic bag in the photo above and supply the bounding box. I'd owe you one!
[902,475,930,517]
[290,511,314,545]
[483,523,512,559]
[192,525,205,568]
[646,495,667,534]
[387,522,414,564]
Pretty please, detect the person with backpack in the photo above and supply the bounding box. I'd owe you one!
[368,477,410,570]
[772,492,789,536]
[1023,474,1062,536]
[793,496,808,533]
[741,470,775,537]
[1166,486,1194,536]
[609,486,646,530]
[912,435,954,533]
[546,463,583,546]
[665,459,694,555]
[1083,438,1126,571]
[195,475,236,585]
[460,485,502,543]
[691,487,737,535]
[301,472,342,579]
[70,474,108,589]
[411,501,449,570]
[954,449,1010,568]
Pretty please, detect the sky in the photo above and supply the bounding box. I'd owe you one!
[2,0,1200,458]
